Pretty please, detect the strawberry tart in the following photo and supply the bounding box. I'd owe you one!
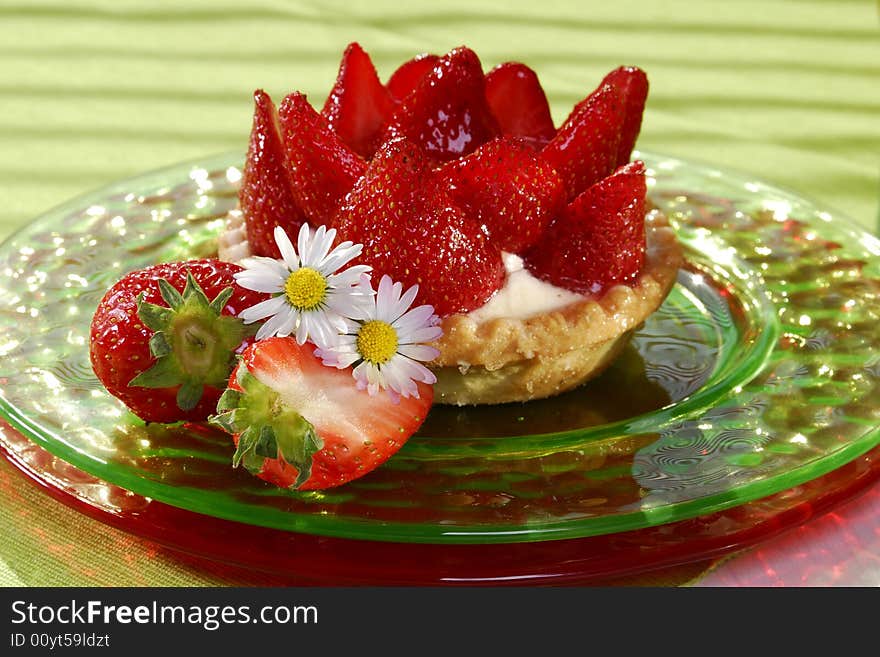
[88,44,683,490]
[219,43,683,406]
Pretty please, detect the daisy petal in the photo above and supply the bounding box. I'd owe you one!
[309,225,337,268]
[238,256,290,281]
[327,265,372,288]
[255,307,292,340]
[394,355,437,385]
[320,242,364,274]
[274,307,299,338]
[397,343,440,363]
[297,223,313,265]
[274,226,300,270]
[295,315,310,344]
[388,284,419,323]
[403,325,446,344]
[239,295,287,323]
[232,272,284,294]
[393,305,438,336]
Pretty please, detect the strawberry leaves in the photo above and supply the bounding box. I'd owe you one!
[212,367,324,489]
[129,271,256,412]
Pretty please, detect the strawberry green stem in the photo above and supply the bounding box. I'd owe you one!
[128,272,255,411]
[210,367,323,489]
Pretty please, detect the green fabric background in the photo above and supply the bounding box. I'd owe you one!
[1,0,878,585]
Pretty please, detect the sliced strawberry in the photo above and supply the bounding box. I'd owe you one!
[385,53,439,102]
[438,137,564,253]
[321,42,394,159]
[90,260,268,423]
[277,92,367,226]
[332,137,431,270]
[540,81,625,202]
[406,188,505,316]
[333,137,504,316]
[210,336,432,490]
[524,161,647,295]
[601,66,649,166]
[239,90,306,259]
[484,62,556,147]
[383,47,499,162]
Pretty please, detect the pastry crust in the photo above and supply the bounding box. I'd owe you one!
[429,212,683,405]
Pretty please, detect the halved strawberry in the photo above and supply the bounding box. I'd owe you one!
[239,90,306,259]
[278,92,367,226]
[385,53,439,102]
[210,336,432,490]
[437,137,564,253]
[333,137,504,317]
[332,137,430,270]
[89,260,268,423]
[524,161,647,295]
[407,188,506,316]
[484,62,556,147]
[321,42,394,159]
[383,46,499,162]
[601,66,649,167]
[540,81,625,202]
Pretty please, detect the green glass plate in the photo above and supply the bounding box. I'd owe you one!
[0,151,878,544]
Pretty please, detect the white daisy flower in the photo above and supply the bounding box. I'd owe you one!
[315,274,443,400]
[234,224,373,346]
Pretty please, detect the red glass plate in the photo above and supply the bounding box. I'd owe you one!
[3,418,878,585]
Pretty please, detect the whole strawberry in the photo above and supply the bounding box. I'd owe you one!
[89,259,268,423]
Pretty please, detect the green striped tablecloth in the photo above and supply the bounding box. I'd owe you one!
[1,0,879,586]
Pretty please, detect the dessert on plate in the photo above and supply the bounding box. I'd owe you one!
[89,43,682,490]
[221,43,683,406]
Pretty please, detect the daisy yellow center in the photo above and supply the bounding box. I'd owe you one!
[284,267,327,310]
[357,320,398,364]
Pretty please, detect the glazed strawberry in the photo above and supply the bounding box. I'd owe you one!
[89,260,268,423]
[540,81,625,202]
[438,137,564,253]
[524,161,647,295]
[210,337,432,490]
[240,90,306,259]
[278,92,367,225]
[407,188,506,316]
[484,62,556,147]
[383,47,499,162]
[332,137,430,268]
[601,66,649,166]
[385,53,439,102]
[321,42,394,159]
[333,137,504,316]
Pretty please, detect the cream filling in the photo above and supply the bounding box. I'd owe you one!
[467,252,584,322]
[217,213,585,322]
